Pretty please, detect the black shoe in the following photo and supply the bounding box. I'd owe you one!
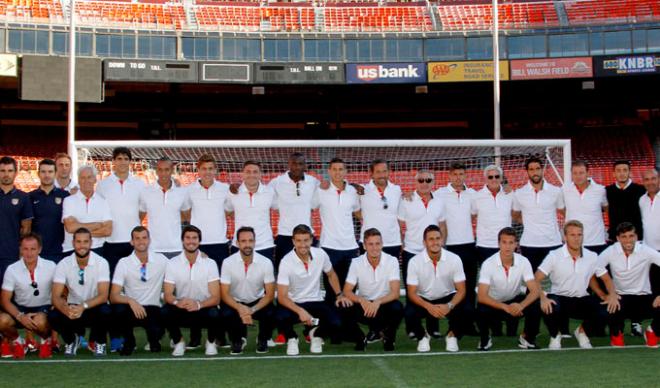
[119,342,135,356]
[354,338,367,351]
[366,330,382,344]
[256,339,268,354]
[429,331,443,339]
[230,341,244,355]
[217,336,230,349]
[383,339,395,352]
[149,342,162,353]
[186,339,201,350]
[632,322,644,337]
[478,337,492,351]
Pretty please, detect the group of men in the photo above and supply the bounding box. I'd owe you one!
[0,149,658,358]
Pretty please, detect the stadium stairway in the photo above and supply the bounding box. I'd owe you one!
[183,0,198,29]
[553,0,569,26]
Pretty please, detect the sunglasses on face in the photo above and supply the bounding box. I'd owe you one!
[78,268,85,285]
[30,281,39,297]
[487,175,501,180]
[140,263,147,282]
[417,178,433,184]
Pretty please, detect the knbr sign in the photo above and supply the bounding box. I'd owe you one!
[346,63,426,84]
[594,55,660,77]
[510,57,593,80]
[428,61,509,82]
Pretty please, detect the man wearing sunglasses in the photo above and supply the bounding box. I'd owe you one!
[0,233,55,359]
[110,226,168,355]
[49,228,111,357]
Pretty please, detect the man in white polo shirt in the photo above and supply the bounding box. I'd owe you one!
[161,225,221,357]
[61,165,113,257]
[405,225,467,352]
[276,224,351,356]
[316,158,360,304]
[185,154,230,271]
[594,222,660,347]
[220,226,275,355]
[535,220,608,350]
[269,153,319,268]
[110,226,168,356]
[139,157,191,259]
[0,233,56,359]
[562,161,608,254]
[472,165,514,264]
[97,147,146,274]
[477,227,541,351]
[513,157,565,271]
[640,169,660,295]
[227,161,276,261]
[342,228,403,351]
[48,228,111,357]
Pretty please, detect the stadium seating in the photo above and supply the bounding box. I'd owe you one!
[0,0,64,23]
[75,0,187,29]
[563,0,660,26]
[323,5,433,32]
[195,4,315,32]
[435,1,559,31]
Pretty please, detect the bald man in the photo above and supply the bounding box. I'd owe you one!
[640,169,660,295]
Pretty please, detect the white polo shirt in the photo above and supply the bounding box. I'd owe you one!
[277,247,332,304]
[435,184,476,245]
[345,253,399,301]
[61,191,113,252]
[269,172,319,236]
[563,180,608,246]
[316,182,360,250]
[139,181,191,253]
[537,245,598,298]
[53,252,110,305]
[639,193,660,250]
[471,186,513,248]
[164,252,220,301]
[479,252,534,302]
[407,248,465,300]
[185,180,230,245]
[2,257,55,307]
[55,177,78,193]
[359,181,402,247]
[96,174,146,244]
[398,192,445,254]
[513,181,564,247]
[112,251,168,306]
[226,183,276,250]
[596,242,660,295]
[220,252,275,303]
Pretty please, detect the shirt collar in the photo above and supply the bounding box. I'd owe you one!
[72,252,99,268]
[560,244,582,260]
[239,182,264,194]
[496,253,516,267]
[110,173,133,183]
[614,241,640,255]
[285,171,306,184]
[447,183,467,193]
[423,249,446,263]
[617,179,633,190]
[526,180,547,191]
[75,190,97,201]
[197,179,217,189]
[153,179,176,191]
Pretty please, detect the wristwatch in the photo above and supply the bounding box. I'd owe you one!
[83,302,89,310]
[173,300,179,306]
[447,302,455,311]
[336,291,344,297]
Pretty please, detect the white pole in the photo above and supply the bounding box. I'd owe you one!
[67,0,78,173]
[492,0,500,141]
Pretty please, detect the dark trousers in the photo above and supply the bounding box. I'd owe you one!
[404,294,467,340]
[477,295,541,342]
[476,246,500,266]
[520,245,561,272]
[401,250,418,288]
[160,305,222,343]
[200,243,230,273]
[542,294,608,337]
[446,243,478,307]
[221,301,275,343]
[608,294,660,335]
[230,246,275,265]
[112,304,163,348]
[48,304,112,344]
[652,263,660,296]
[275,301,342,343]
[322,247,359,304]
[341,300,403,342]
[103,242,134,275]
[275,235,294,272]
[585,244,609,255]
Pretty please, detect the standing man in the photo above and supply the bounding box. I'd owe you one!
[562,161,609,254]
[535,220,608,350]
[161,225,222,357]
[61,165,112,258]
[476,227,541,350]
[513,157,565,271]
[0,156,33,282]
[315,158,361,304]
[139,157,190,259]
[97,147,146,274]
[405,225,467,352]
[472,165,514,264]
[48,228,112,356]
[29,159,69,263]
[358,159,402,259]
[185,154,230,271]
[227,161,276,261]
[110,226,168,355]
[276,224,351,356]
[0,233,56,359]
[220,226,275,355]
[269,153,319,268]
[53,153,79,194]
[639,169,660,295]
[606,160,646,243]
[342,228,403,351]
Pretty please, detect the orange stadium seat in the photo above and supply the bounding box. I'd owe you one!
[564,0,660,26]
[74,0,187,29]
[435,1,559,31]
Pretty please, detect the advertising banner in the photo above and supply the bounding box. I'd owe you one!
[594,55,660,77]
[428,61,509,82]
[346,63,426,84]
[510,57,593,80]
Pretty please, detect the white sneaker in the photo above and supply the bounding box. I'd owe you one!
[172,340,186,357]
[574,327,592,349]
[266,339,276,348]
[144,343,150,352]
[445,336,459,352]
[205,340,218,356]
[309,327,323,354]
[169,339,176,349]
[417,334,431,352]
[548,335,562,350]
[286,338,299,356]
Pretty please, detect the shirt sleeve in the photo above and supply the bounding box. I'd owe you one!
[537,252,553,276]
[263,261,275,284]
[345,260,358,286]
[276,261,290,286]
[311,189,320,210]
[100,200,113,222]
[470,195,478,216]
[225,195,235,212]
[20,194,34,221]
[555,189,565,210]
[1,268,16,292]
[321,250,333,273]
[111,260,127,286]
[219,260,231,285]
[53,261,67,284]
[522,259,535,282]
[599,186,608,207]
[180,189,192,212]
[97,259,110,283]
[388,258,400,281]
[164,261,176,284]
[62,197,74,222]
[512,191,522,212]
[452,257,467,283]
[594,253,609,278]
[436,200,446,223]
[207,261,220,282]
[351,191,360,212]
[138,191,147,213]
[647,246,660,268]
[397,199,407,221]
[406,258,418,286]
[477,261,491,285]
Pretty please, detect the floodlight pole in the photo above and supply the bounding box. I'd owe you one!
[492,0,502,165]
[67,0,78,173]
